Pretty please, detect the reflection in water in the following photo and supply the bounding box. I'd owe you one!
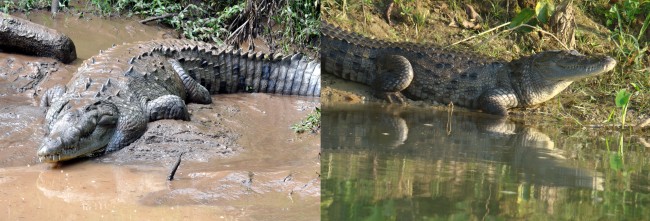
[322,104,650,220]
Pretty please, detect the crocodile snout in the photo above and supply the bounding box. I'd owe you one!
[37,137,63,162]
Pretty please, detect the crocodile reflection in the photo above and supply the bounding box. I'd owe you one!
[322,104,603,190]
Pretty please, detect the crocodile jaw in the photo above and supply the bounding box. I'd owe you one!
[37,136,108,163]
[37,122,115,163]
[533,50,617,81]
[511,50,617,107]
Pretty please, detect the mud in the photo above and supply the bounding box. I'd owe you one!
[0,11,319,220]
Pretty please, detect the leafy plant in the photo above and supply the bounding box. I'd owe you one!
[534,0,554,24]
[509,0,555,30]
[509,8,536,28]
[614,88,632,127]
[291,107,321,134]
[1,0,15,13]
[170,2,244,43]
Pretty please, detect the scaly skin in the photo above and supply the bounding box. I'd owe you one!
[38,39,320,162]
[321,21,616,115]
[0,13,77,63]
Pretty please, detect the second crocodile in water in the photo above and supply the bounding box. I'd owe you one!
[322,22,616,115]
[38,39,320,162]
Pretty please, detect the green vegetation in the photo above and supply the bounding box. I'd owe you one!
[291,107,321,133]
[1,0,49,12]
[168,2,244,43]
[612,88,633,126]
[603,0,649,69]
[508,1,555,31]
[273,0,321,52]
[1,0,320,53]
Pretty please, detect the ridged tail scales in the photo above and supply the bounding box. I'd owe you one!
[148,40,321,97]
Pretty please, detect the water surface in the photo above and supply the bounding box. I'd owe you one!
[322,104,650,220]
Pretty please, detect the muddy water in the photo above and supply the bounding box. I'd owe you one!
[321,104,650,220]
[0,12,319,220]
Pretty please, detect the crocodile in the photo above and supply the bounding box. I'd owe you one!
[37,39,320,163]
[0,13,77,63]
[321,21,616,115]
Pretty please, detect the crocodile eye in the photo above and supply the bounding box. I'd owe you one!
[97,113,117,126]
[77,115,97,138]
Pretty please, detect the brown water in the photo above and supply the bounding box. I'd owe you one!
[0,11,319,220]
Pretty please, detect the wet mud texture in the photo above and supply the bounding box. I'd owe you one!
[0,11,320,220]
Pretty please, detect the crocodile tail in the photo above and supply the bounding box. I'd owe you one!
[160,39,320,97]
[215,49,320,96]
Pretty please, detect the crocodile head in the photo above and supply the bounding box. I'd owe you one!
[513,50,616,105]
[530,50,616,81]
[37,100,119,163]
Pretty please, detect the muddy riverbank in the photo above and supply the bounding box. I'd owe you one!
[0,11,320,220]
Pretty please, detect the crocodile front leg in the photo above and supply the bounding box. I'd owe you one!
[478,88,519,116]
[40,85,66,109]
[105,103,147,153]
[372,55,414,103]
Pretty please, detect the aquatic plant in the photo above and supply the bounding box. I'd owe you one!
[614,88,632,127]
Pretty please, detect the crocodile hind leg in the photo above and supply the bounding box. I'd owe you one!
[168,58,212,104]
[372,55,414,103]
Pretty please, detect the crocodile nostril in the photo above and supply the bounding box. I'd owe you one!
[37,137,63,156]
